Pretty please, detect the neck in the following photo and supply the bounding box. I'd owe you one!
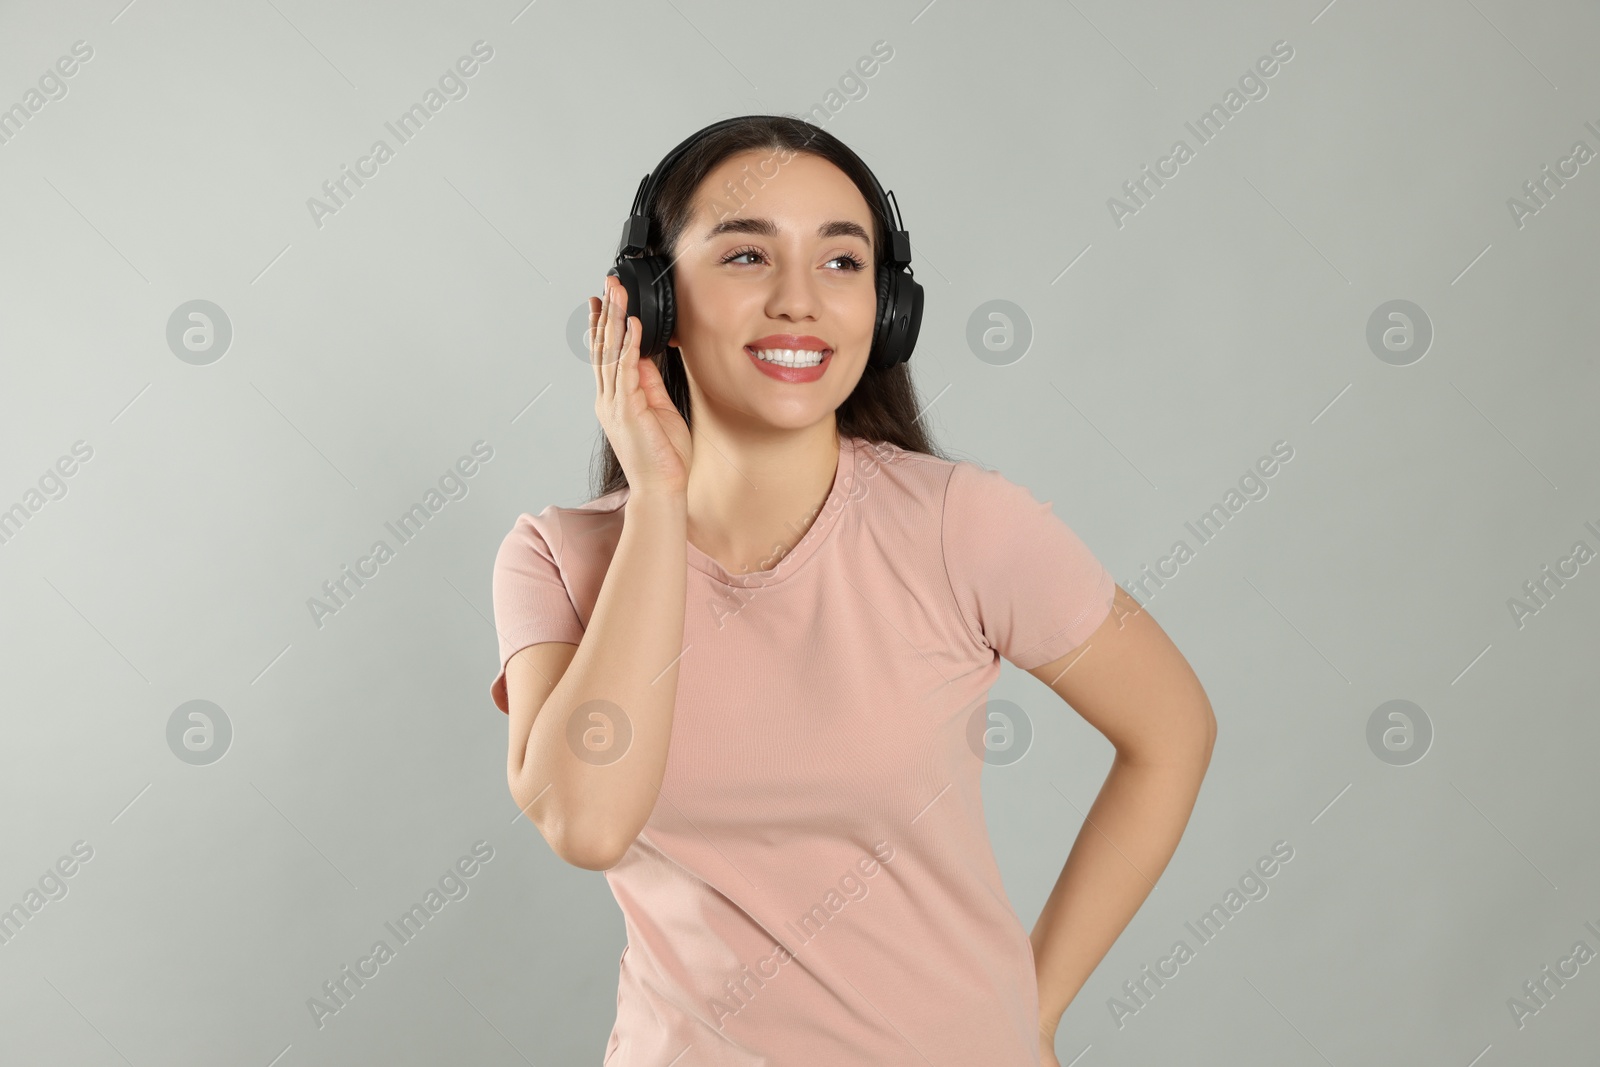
[684,421,842,574]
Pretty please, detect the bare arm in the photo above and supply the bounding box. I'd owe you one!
[505,490,688,871]
[1026,584,1217,1046]
[504,273,694,872]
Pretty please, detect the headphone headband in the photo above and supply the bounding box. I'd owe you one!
[617,117,909,267]
[617,117,748,258]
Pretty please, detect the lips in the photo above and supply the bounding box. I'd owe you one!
[745,342,832,383]
[747,334,832,354]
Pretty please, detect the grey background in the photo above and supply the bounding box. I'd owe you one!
[2,0,1596,1064]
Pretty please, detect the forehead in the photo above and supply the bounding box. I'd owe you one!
[687,149,875,238]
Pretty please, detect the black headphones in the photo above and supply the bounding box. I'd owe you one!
[608,116,923,372]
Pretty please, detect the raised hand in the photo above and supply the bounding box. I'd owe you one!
[589,274,692,497]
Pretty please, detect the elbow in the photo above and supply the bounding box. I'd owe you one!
[1192,699,1217,763]
[557,834,626,872]
[508,779,626,871]
[549,814,628,870]
[1116,699,1215,768]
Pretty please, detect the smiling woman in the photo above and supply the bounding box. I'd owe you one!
[490,115,1215,1067]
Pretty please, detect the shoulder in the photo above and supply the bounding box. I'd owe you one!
[938,454,1098,562]
[851,439,1040,512]
[844,439,1059,532]
[942,456,1043,511]
[495,488,628,574]
[846,437,960,505]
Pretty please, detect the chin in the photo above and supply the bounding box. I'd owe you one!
[747,405,837,432]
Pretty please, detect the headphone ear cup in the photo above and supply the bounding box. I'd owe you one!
[870,266,895,369]
[873,266,923,369]
[610,256,675,359]
[894,273,924,365]
[653,257,676,358]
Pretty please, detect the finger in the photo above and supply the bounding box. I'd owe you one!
[602,276,626,383]
[614,281,635,380]
[600,276,616,363]
[587,294,604,393]
[636,338,673,410]
[598,278,617,395]
[618,315,640,401]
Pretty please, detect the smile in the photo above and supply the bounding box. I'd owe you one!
[745,345,833,383]
[749,347,829,367]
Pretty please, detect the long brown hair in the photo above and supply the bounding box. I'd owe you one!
[590,114,946,501]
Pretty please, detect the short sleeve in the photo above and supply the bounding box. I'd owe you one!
[490,509,586,713]
[941,462,1117,670]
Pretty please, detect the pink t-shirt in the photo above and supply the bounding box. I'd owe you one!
[491,434,1116,1066]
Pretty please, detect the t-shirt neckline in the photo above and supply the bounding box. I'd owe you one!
[681,434,856,588]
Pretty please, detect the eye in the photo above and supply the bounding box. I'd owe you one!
[827,252,868,272]
[719,245,767,266]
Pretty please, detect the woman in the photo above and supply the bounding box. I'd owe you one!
[491,115,1215,1066]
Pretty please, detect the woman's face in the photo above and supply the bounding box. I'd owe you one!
[667,149,879,433]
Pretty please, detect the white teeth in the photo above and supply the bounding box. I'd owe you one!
[751,348,827,367]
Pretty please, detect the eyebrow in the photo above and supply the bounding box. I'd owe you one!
[703,216,872,248]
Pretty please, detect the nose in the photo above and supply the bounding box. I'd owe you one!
[764,256,820,323]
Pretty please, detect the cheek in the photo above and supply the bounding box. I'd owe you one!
[676,274,754,336]
[841,282,880,341]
